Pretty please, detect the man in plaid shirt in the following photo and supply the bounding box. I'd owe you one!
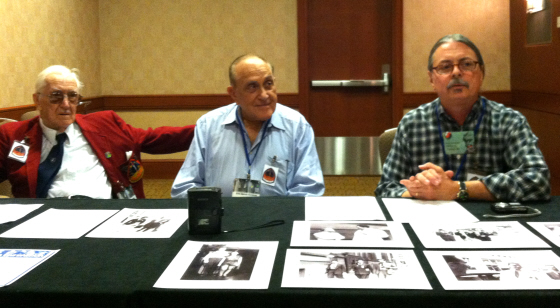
[375,34,550,202]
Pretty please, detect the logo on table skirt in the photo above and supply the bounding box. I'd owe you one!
[11,145,26,157]
[262,167,276,184]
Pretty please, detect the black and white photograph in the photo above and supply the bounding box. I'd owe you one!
[527,222,560,247]
[181,244,257,281]
[424,250,560,290]
[154,241,278,289]
[281,249,431,289]
[86,208,188,238]
[290,221,413,248]
[410,221,549,249]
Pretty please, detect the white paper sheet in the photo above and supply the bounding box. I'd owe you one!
[424,250,560,290]
[154,241,278,289]
[281,249,431,289]
[290,221,413,248]
[0,208,118,239]
[305,196,386,221]
[0,204,43,224]
[86,208,188,238]
[527,222,560,247]
[0,249,59,287]
[411,221,549,249]
[382,198,478,223]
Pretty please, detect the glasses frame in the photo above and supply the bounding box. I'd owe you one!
[431,59,480,75]
[38,91,83,105]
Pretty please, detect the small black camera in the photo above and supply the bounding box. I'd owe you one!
[188,187,223,235]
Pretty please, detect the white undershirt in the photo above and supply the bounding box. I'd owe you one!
[39,120,112,199]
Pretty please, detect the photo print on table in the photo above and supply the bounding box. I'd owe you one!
[282,249,431,289]
[290,221,413,248]
[154,241,278,289]
[424,250,560,290]
[410,221,549,249]
[182,244,257,281]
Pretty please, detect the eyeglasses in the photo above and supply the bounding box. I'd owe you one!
[39,91,82,105]
[431,59,479,75]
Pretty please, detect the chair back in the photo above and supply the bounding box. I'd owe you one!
[21,110,40,121]
[379,127,397,165]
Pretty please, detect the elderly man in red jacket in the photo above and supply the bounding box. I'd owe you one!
[0,65,195,199]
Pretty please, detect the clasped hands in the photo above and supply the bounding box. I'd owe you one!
[400,162,458,200]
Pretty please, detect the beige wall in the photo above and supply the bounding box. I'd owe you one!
[116,109,211,160]
[98,0,298,95]
[1,1,511,103]
[0,0,101,108]
[403,0,511,93]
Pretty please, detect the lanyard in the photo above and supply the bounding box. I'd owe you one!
[235,107,270,179]
[435,98,486,180]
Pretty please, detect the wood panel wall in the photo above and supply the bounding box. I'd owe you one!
[510,0,560,195]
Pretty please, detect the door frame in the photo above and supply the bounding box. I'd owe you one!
[296,0,404,128]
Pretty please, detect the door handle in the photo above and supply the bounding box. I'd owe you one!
[311,65,391,92]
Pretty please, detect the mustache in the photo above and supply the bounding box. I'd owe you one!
[447,78,469,89]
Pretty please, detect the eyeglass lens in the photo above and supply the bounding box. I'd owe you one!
[48,91,80,104]
[435,59,477,75]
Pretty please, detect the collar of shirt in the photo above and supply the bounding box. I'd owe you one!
[436,97,484,127]
[39,118,78,145]
[221,104,287,132]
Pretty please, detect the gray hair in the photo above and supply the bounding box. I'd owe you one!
[35,65,84,93]
[228,54,274,86]
[427,34,485,75]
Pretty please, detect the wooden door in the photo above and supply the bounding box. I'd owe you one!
[303,0,393,137]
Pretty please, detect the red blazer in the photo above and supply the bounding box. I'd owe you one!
[0,111,195,198]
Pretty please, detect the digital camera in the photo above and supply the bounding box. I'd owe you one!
[188,187,223,235]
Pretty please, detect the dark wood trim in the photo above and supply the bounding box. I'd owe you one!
[510,90,560,116]
[402,91,513,109]
[391,0,404,127]
[142,159,183,179]
[297,0,310,118]
[0,105,36,121]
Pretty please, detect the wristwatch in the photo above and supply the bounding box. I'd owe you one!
[457,181,469,201]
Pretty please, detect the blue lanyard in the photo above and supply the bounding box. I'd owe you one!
[235,107,270,179]
[436,98,486,180]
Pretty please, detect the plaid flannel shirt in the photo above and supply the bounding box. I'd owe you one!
[375,97,550,201]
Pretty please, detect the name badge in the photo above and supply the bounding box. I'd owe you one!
[261,164,279,187]
[232,178,260,197]
[8,141,30,163]
[442,131,475,155]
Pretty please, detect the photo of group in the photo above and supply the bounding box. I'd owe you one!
[410,221,549,249]
[527,222,560,247]
[424,250,560,290]
[290,221,413,247]
[154,241,278,289]
[182,244,257,281]
[282,249,431,289]
[86,208,189,238]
